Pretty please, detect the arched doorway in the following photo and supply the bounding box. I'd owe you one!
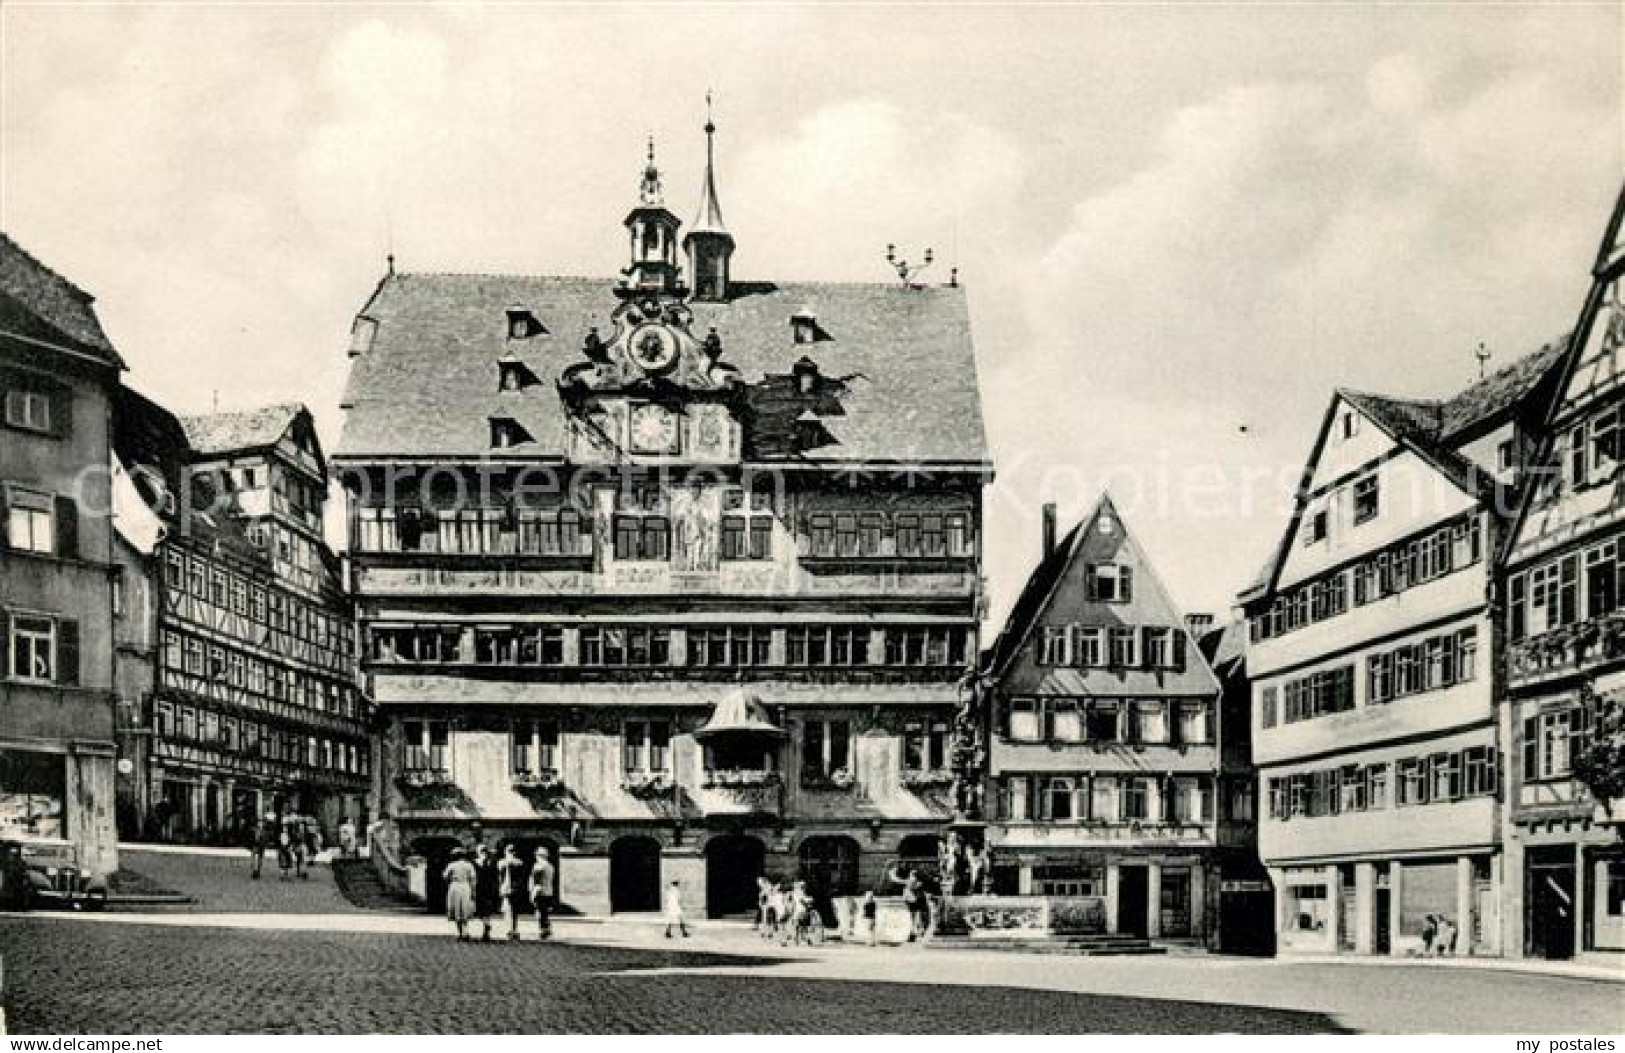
[609,835,662,913]
[799,835,862,898]
[706,834,766,919]
[411,836,462,914]
[897,833,942,889]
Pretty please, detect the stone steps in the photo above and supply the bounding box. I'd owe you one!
[331,858,421,913]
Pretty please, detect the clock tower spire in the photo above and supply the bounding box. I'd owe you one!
[684,94,735,302]
[620,137,685,297]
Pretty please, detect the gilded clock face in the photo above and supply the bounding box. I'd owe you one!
[629,324,679,374]
[629,403,680,454]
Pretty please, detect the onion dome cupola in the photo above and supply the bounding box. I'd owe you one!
[683,100,735,303]
[620,138,685,297]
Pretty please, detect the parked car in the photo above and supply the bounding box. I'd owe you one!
[0,833,108,911]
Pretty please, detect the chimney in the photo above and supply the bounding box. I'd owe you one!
[1185,613,1216,636]
[1042,503,1057,559]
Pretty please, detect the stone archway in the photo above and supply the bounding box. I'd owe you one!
[609,835,663,913]
[798,835,862,898]
[705,834,767,919]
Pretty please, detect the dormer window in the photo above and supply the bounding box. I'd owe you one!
[506,306,546,340]
[349,315,377,356]
[497,356,540,393]
[490,417,534,449]
[790,310,828,345]
[792,356,820,395]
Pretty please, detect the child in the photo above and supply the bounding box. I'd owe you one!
[860,890,878,946]
[664,879,689,938]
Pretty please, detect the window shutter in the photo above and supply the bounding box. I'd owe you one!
[58,619,80,686]
[0,611,8,677]
[54,494,78,558]
[0,486,8,549]
[52,385,74,440]
[1084,564,1097,600]
[1522,716,1540,780]
[1121,566,1134,601]
[1173,630,1187,671]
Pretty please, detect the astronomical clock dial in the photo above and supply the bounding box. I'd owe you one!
[629,402,680,454]
[629,324,679,374]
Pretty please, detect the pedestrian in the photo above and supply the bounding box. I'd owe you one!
[1421,913,1439,955]
[754,876,772,931]
[664,879,689,938]
[248,812,270,880]
[860,890,878,946]
[337,816,357,859]
[497,843,528,941]
[473,843,502,942]
[1437,914,1458,957]
[529,847,556,941]
[276,814,295,881]
[900,869,928,941]
[443,849,478,942]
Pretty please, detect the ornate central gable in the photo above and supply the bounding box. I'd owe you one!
[558,294,743,463]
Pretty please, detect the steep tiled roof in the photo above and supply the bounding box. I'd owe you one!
[178,403,306,455]
[0,232,124,368]
[980,520,1083,677]
[981,494,1221,697]
[1244,338,1567,605]
[1440,336,1567,438]
[338,273,989,465]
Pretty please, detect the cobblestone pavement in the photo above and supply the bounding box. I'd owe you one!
[8,848,1611,1034]
[116,847,366,914]
[0,916,1346,1034]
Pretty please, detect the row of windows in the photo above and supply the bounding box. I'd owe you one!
[1000,774,1214,824]
[1508,534,1625,642]
[352,500,975,562]
[370,624,969,669]
[1366,627,1477,705]
[397,716,950,783]
[1260,664,1356,727]
[355,506,593,558]
[804,511,974,559]
[1004,697,1213,745]
[1251,518,1483,642]
[154,699,369,776]
[1266,746,1497,819]
[1036,623,1185,670]
[163,549,353,656]
[162,629,361,720]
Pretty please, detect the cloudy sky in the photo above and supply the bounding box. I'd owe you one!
[2,3,1619,624]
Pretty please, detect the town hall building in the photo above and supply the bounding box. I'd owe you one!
[335,117,991,917]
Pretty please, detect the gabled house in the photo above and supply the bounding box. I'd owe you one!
[0,233,126,875]
[981,495,1222,941]
[1241,337,1564,957]
[111,388,369,843]
[1499,182,1625,962]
